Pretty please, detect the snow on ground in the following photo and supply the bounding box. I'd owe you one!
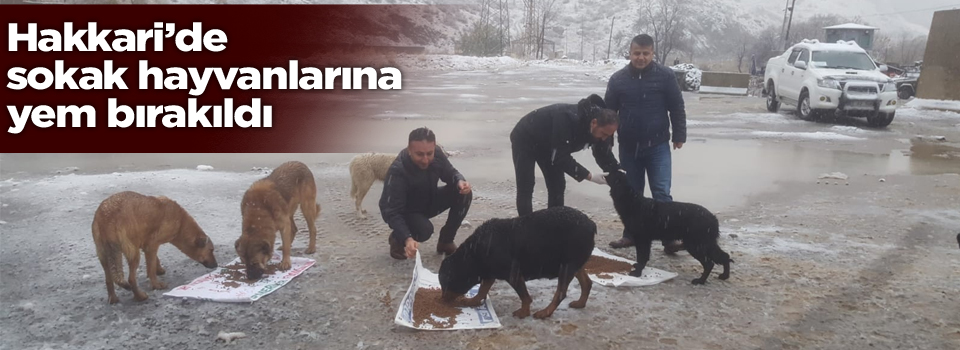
[897,104,960,122]
[749,131,866,141]
[904,98,960,113]
[395,54,522,72]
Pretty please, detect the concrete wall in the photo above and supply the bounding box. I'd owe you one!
[701,72,751,88]
[916,9,960,101]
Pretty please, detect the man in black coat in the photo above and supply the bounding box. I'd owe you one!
[379,127,473,260]
[510,94,621,216]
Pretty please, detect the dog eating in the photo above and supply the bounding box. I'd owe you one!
[235,161,321,280]
[92,191,218,304]
[438,206,596,319]
[604,170,733,284]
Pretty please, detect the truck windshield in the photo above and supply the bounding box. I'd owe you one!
[810,51,877,70]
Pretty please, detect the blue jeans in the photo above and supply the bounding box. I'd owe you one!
[618,141,673,238]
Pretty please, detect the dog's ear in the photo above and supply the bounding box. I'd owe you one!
[195,236,207,248]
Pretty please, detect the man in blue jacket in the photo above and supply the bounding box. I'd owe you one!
[605,34,686,253]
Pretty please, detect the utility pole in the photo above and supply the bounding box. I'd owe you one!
[606,15,615,60]
[783,0,798,50]
[779,0,790,40]
[579,24,584,60]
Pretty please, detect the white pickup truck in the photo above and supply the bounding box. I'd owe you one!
[762,39,899,127]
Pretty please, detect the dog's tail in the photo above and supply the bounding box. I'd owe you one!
[94,234,127,289]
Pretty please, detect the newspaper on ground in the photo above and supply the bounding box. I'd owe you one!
[394,251,502,331]
[586,248,678,287]
[163,250,315,303]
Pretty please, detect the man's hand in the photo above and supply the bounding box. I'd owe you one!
[404,238,419,259]
[587,172,608,185]
[458,180,472,195]
[673,142,684,150]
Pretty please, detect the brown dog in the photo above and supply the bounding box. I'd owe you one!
[235,161,321,280]
[92,191,218,304]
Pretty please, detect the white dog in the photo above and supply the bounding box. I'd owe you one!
[349,153,397,218]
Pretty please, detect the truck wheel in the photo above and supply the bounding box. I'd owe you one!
[766,82,780,112]
[797,91,820,121]
[897,85,914,100]
[867,111,895,128]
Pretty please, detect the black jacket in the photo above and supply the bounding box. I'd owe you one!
[379,145,465,241]
[510,95,620,182]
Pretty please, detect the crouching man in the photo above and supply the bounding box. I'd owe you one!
[380,127,473,260]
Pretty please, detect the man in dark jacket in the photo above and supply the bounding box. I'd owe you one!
[379,127,472,260]
[604,34,686,252]
[510,94,621,216]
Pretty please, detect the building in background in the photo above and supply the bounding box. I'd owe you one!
[824,23,877,50]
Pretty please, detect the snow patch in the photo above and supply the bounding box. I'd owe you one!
[904,98,960,112]
[750,131,866,141]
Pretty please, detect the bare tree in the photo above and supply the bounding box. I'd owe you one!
[870,32,892,63]
[456,0,506,56]
[734,36,750,73]
[498,0,511,55]
[634,0,691,64]
[535,0,561,59]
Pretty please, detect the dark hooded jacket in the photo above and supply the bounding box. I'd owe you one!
[510,94,621,181]
[379,145,465,241]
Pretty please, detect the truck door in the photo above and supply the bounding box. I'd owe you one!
[780,48,805,103]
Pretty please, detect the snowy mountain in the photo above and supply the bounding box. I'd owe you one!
[70,0,946,57]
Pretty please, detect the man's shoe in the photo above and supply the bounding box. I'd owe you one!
[436,242,457,256]
[663,241,685,255]
[608,237,634,249]
[389,236,407,260]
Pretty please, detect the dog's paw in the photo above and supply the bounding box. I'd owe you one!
[133,291,149,302]
[279,260,292,271]
[691,278,706,285]
[718,272,730,280]
[304,246,316,254]
[156,266,166,275]
[108,295,120,304]
[569,300,587,309]
[533,309,554,319]
[628,269,644,277]
[512,308,530,319]
[151,281,167,290]
[361,209,368,214]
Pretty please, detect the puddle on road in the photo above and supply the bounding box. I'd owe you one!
[566,138,960,212]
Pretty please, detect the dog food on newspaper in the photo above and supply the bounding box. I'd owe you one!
[412,288,463,329]
[583,255,634,277]
[219,263,280,288]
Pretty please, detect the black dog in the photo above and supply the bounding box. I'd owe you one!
[956,232,959,249]
[604,170,733,284]
[438,206,596,319]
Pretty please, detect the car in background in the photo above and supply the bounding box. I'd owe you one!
[762,39,899,127]
[893,62,922,100]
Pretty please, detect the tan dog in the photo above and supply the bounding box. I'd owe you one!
[92,191,218,304]
[348,152,396,218]
[235,161,320,279]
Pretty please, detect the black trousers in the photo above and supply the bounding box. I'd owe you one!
[393,184,472,244]
[512,141,566,217]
